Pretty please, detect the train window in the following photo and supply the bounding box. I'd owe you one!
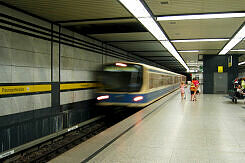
[149,73,184,89]
[149,73,167,89]
[149,73,154,89]
[168,77,170,85]
[168,76,172,85]
[101,64,143,92]
[175,76,178,84]
[163,75,168,86]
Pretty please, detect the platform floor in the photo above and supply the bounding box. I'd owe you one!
[50,89,245,163]
[88,92,245,162]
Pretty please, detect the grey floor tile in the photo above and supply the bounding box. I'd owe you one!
[169,158,209,163]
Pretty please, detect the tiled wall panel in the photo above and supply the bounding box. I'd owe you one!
[0,5,129,114]
[0,4,136,153]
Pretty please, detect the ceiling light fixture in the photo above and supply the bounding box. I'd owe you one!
[230,49,245,52]
[138,17,168,41]
[171,38,229,42]
[157,12,245,21]
[118,0,189,71]
[219,24,245,55]
[178,50,200,53]
[118,0,151,18]
[238,61,245,65]
[188,69,198,72]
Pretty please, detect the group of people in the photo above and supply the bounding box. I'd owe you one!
[233,77,245,97]
[180,78,200,101]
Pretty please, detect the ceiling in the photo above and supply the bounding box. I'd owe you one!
[2,0,245,72]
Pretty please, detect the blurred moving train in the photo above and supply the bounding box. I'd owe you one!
[96,62,186,107]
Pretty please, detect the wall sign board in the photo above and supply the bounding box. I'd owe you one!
[218,66,223,73]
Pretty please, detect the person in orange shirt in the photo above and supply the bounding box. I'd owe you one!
[192,78,199,99]
[190,83,196,101]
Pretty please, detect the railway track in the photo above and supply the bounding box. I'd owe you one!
[2,107,140,163]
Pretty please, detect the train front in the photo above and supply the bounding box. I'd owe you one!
[96,62,145,107]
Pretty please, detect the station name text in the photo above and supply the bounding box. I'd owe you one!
[2,88,25,92]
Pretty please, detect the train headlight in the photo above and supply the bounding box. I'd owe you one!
[115,63,127,67]
[97,95,109,100]
[133,96,144,102]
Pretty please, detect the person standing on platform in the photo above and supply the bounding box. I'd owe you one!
[190,83,196,101]
[192,78,199,99]
[241,78,245,89]
[180,81,186,100]
[233,77,239,89]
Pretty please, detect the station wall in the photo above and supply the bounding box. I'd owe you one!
[0,4,137,153]
[203,55,238,94]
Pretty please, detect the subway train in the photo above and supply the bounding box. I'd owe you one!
[96,62,186,107]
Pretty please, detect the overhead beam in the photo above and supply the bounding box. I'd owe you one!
[129,50,168,52]
[141,56,174,58]
[106,40,157,43]
[55,17,135,25]
[67,22,147,34]
[157,62,179,64]
[133,49,220,53]
[154,60,178,61]
[105,38,230,43]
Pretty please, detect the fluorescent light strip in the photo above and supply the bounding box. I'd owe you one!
[138,17,168,41]
[178,50,199,53]
[219,24,245,55]
[119,0,189,71]
[188,70,198,72]
[118,0,151,18]
[231,49,245,52]
[171,38,229,43]
[238,61,245,65]
[157,12,245,21]
[160,41,188,69]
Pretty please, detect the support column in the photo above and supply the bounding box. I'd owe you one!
[51,24,60,109]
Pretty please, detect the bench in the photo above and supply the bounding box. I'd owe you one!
[228,89,244,104]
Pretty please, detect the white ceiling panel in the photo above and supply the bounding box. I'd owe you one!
[197,50,220,54]
[160,18,245,40]
[229,40,245,55]
[3,0,245,72]
[4,0,132,21]
[232,40,245,50]
[174,41,227,51]
[145,0,245,15]
[181,53,199,62]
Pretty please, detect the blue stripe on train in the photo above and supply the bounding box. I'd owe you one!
[97,84,179,104]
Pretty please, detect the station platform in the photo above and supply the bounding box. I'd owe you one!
[50,89,245,163]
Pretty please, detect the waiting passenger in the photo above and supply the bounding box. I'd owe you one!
[196,87,201,95]
[237,85,245,97]
[190,83,196,101]
[192,78,199,99]
[241,78,245,89]
[233,77,238,83]
[233,77,239,89]
[180,81,186,100]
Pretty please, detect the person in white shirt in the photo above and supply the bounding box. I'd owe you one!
[237,85,245,102]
